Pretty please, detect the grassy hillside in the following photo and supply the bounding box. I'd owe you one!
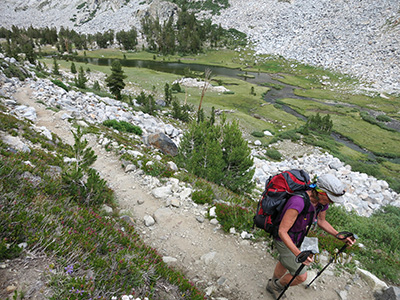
[0,111,205,300]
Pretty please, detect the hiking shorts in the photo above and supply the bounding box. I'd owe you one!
[274,239,307,276]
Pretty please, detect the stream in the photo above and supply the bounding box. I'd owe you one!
[73,56,397,157]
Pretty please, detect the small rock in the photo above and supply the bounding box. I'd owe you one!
[125,164,137,172]
[102,204,113,214]
[209,206,217,217]
[210,218,219,225]
[6,285,17,294]
[144,215,155,227]
[196,216,205,223]
[170,198,180,208]
[162,256,178,264]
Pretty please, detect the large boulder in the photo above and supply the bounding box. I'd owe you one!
[147,132,178,156]
[375,286,400,300]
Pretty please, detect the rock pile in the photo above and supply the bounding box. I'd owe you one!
[212,0,400,95]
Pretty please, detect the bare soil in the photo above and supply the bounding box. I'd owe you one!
[0,86,377,300]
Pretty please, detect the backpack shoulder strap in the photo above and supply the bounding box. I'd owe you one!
[298,191,311,216]
[298,202,324,247]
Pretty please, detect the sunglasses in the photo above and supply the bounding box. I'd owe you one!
[315,188,334,203]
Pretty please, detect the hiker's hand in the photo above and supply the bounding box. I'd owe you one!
[303,255,314,266]
[345,236,356,247]
[336,231,357,246]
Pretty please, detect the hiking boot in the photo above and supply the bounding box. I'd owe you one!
[266,278,286,300]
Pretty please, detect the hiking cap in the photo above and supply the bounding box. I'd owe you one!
[317,174,345,203]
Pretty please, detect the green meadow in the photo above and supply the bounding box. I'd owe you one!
[41,47,400,191]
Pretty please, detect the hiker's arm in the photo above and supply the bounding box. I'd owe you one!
[318,211,356,246]
[317,210,338,237]
[278,209,302,257]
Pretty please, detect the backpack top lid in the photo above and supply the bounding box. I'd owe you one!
[261,169,311,216]
[316,174,346,203]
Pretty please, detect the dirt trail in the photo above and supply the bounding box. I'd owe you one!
[8,86,376,300]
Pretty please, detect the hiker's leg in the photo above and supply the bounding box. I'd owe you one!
[273,239,308,286]
[273,261,287,279]
[279,271,307,287]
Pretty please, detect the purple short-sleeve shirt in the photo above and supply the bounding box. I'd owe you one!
[276,195,328,245]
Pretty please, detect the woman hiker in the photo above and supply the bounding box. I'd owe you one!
[266,173,356,299]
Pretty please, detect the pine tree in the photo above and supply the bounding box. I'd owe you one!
[53,57,60,75]
[177,121,224,184]
[75,66,87,89]
[164,83,172,106]
[177,115,254,193]
[105,59,126,99]
[70,62,77,74]
[143,94,156,115]
[93,80,101,91]
[221,119,255,193]
[61,126,112,206]
[22,39,36,64]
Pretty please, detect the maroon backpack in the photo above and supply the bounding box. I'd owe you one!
[253,169,312,238]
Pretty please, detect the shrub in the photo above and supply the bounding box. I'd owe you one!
[270,129,300,143]
[2,63,29,81]
[215,203,254,233]
[171,82,182,92]
[266,148,282,161]
[360,111,395,132]
[51,79,70,92]
[376,114,391,122]
[191,179,216,205]
[305,113,333,134]
[192,189,214,205]
[142,160,174,178]
[251,131,264,138]
[103,119,142,136]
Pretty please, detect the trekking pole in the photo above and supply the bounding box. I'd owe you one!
[305,231,357,289]
[277,250,314,300]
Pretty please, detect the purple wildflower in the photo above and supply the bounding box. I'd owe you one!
[65,264,74,274]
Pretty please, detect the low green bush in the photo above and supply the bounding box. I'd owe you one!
[103,119,143,136]
[192,189,214,205]
[191,180,216,205]
[142,160,174,178]
[215,203,254,233]
[251,131,264,138]
[266,148,282,161]
[360,111,395,132]
[51,79,70,92]
[269,129,300,144]
[376,114,391,122]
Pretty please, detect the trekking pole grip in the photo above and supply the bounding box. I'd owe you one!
[336,231,358,248]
